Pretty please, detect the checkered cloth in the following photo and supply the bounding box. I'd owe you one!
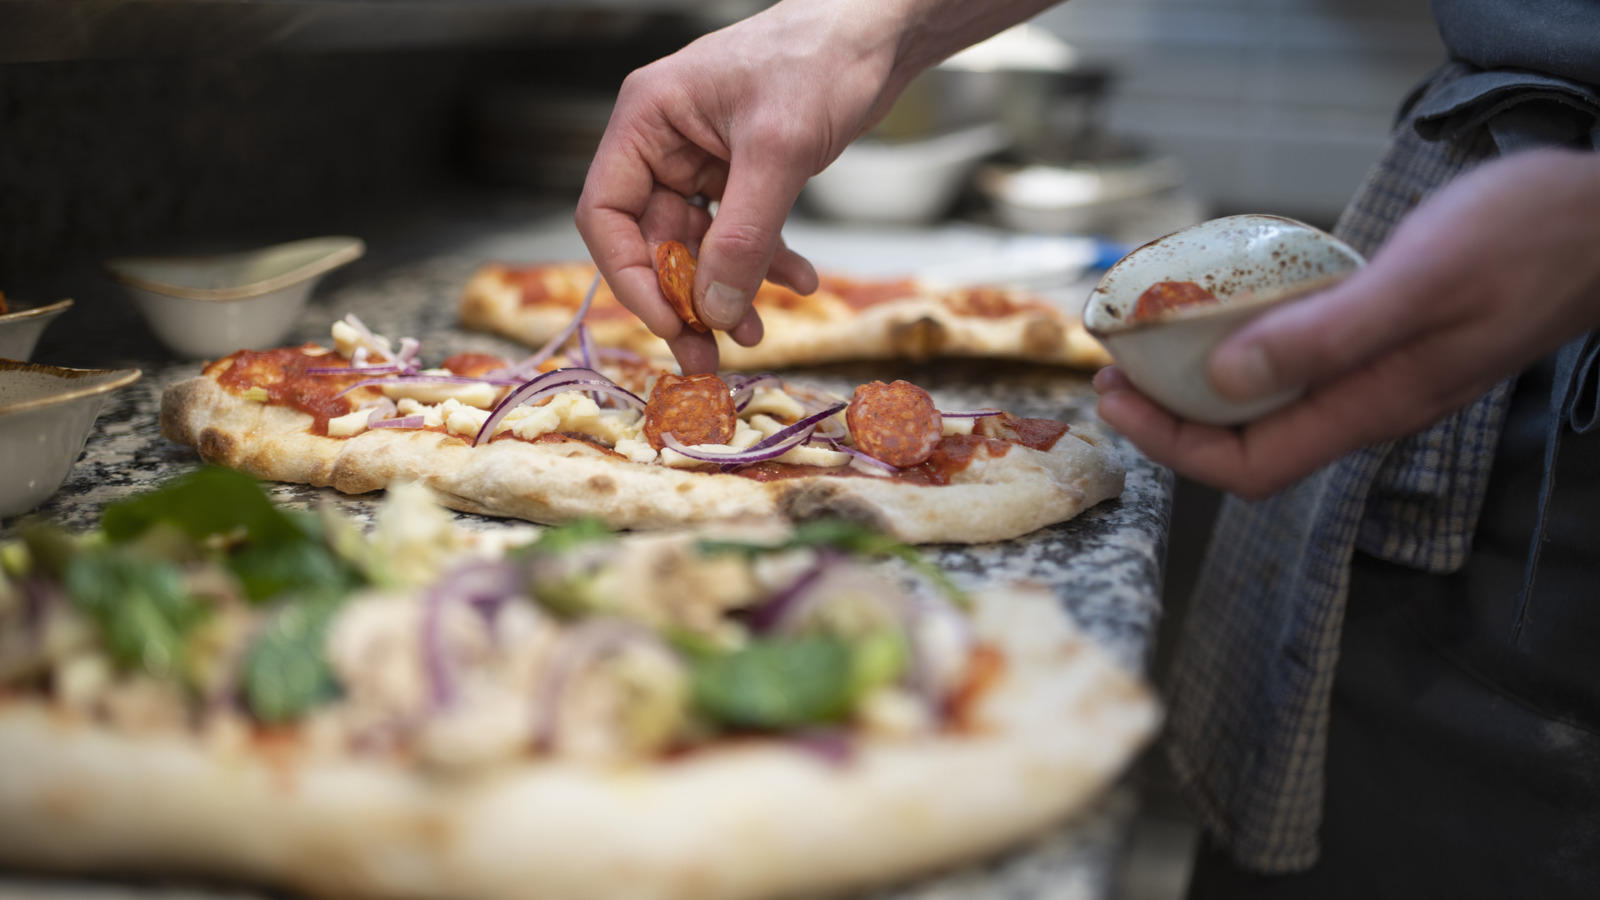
[1162,63,1515,873]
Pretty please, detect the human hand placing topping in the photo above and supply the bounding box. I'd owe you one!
[1095,149,1600,500]
[575,0,1064,374]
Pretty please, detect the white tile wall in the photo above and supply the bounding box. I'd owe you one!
[1033,0,1447,221]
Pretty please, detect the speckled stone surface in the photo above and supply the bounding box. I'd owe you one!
[0,208,1172,900]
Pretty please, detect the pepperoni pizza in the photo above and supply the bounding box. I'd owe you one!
[159,314,1124,544]
[459,251,1112,370]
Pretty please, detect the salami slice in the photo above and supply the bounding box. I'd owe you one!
[846,380,943,468]
[655,241,711,333]
[644,372,737,450]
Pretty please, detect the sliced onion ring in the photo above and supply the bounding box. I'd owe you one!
[369,415,426,429]
[495,273,602,380]
[730,373,784,412]
[473,367,644,447]
[660,402,847,470]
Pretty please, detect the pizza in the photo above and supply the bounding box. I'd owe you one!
[0,471,1160,900]
[459,252,1112,370]
[158,312,1124,545]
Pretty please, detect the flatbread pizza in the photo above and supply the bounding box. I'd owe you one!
[459,251,1112,371]
[159,311,1124,545]
[0,473,1160,900]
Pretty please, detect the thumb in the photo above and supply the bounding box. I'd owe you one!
[693,144,815,330]
[1206,268,1426,402]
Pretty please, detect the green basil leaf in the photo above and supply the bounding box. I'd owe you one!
[101,467,303,547]
[227,538,364,605]
[63,551,209,679]
[241,600,342,724]
[690,635,855,730]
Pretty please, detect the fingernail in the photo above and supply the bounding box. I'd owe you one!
[701,282,748,329]
[1212,344,1278,400]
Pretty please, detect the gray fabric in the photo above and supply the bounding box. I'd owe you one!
[1431,0,1600,89]
[1164,63,1509,873]
[1411,68,1600,152]
[1167,54,1600,871]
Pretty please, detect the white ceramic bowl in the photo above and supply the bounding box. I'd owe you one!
[0,298,73,361]
[105,235,364,359]
[803,124,1008,225]
[0,360,141,520]
[1084,215,1365,425]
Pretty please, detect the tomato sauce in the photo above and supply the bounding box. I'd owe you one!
[210,345,372,435]
[940,287,1047,319]
[819,275,920,311]
[1131,280,1218,321]
[440,353,511,378]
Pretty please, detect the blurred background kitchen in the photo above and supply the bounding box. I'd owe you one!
[0,1,1447,898]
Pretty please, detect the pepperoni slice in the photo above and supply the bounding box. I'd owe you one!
[655,241,710,333]
[846,380,943,468]
[643,373,737,450]
[1131,280,1218,321]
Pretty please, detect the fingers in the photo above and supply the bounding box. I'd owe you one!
[692,135,817,330]
[767,240,820,295]
[668,329,721,376]
[1207,262,1439,403]
[727,306,765,348]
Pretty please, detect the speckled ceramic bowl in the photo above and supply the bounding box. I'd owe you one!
[0,360,141,519]
[106,235,364,359]
[1084,215,1364,425]
[0,298,73,361]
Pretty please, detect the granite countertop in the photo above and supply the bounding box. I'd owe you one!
[2,202,1173,900]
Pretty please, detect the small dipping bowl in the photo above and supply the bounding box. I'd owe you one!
[0,298,74,361]
[106,235,364,359]
[0,360,141,519]
[1084,215,1365,425]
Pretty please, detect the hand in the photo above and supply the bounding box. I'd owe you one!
[575,0,1062,373]
[1095,148,1600,499]
[574,1,911,373]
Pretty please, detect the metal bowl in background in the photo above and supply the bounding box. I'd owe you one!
[979,157,1188,238]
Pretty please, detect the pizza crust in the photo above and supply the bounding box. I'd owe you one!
[0,587,1159,900]
[160,377,1125,545]
[459,265,1113,371]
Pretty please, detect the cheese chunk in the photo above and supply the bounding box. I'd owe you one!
[774,444,850,467]
[383,371,500,409]
[508,391,643,444]
[941,416,976,436]
[442,399,491,438]
[615,438,659,464]
[327,408,372,437]
[332,320,391,360]
[743,387,806,421]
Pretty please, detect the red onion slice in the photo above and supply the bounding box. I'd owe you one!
[659,401,846,470]
[364,397,398,426]
[421,560,526,710]
[731,373,783,412]
[531,618,665,750]
[495,273,601,380]
[473,367,644,447]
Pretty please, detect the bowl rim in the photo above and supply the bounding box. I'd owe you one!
[103,235,365,303]
[0,359,143,417]
[0,297,74,324]
[1085,270,1354,339]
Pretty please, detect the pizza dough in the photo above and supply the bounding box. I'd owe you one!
[160,375,1125,545]
[0,584,1157,900]
[460,263,1113,371]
